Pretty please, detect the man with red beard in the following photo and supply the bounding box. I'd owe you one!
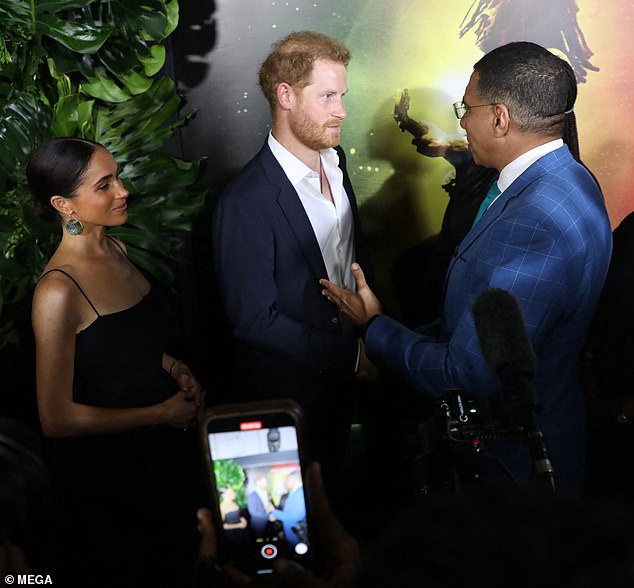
[211,31,375,505]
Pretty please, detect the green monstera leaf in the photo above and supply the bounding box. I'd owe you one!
[0,0,205,352]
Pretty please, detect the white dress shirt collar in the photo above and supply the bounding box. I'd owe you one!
[268,132,340,182]
[498,138,563,193]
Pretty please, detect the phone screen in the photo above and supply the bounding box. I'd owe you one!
[202,402,311,575]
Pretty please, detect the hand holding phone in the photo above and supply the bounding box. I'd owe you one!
[195,461,360,588]
[200,400,316,575]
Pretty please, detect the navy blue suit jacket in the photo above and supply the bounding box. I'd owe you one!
[212,141,372,393]
[247,491,269,537]
[366,145,612,494]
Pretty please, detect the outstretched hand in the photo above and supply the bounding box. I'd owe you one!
[319,263,382,325]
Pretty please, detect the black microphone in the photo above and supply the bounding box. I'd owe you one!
[472,288,556,491]
[471,288,536,389]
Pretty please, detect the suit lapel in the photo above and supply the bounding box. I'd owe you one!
[259,144,329,280]
[452,147,569,258]
[446,146,572,285]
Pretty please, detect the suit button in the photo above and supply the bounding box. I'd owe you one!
[331,316,339,324]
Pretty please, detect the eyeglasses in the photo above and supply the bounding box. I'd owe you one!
[453,101,497,120]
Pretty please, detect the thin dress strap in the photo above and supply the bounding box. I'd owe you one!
[107,235,127,256]
[39,269,100,317]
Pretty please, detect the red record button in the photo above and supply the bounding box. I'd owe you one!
[261,544,278,559]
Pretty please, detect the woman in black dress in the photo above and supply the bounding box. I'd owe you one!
[28,137,205,587]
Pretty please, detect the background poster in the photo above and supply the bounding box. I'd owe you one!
[172,0,632,320]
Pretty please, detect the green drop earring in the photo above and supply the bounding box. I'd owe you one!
[64,217,84,235]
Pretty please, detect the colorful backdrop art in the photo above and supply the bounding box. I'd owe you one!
[173,0,633,319]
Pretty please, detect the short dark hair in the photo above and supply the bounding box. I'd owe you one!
[258,30,350,108]
[26,137,103,224]
[473,41,577,137]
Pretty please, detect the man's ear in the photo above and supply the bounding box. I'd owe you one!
[50,195,71,216]
[493,103,511,136]
[276,82,294,110]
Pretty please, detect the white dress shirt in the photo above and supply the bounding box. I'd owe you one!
[268,132,356,291]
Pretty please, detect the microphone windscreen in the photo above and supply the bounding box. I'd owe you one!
[472,288,537,379]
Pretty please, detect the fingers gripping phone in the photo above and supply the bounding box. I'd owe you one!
[200,400,313,575]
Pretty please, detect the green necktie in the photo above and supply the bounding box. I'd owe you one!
[473,181,501,225]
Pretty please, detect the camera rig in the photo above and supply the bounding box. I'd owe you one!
[408,388,548,494]
[438,388,526,444]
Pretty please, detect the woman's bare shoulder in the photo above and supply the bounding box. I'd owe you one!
[33,266,82,311]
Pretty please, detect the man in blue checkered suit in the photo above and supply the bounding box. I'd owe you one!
[320,41,612,495]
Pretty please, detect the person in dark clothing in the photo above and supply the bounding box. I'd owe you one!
[584,211,634,504]
[392,91,498,326]
[212,31,376,506]
[28,137,206,587]
[321,42,612,495]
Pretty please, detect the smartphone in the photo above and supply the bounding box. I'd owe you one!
[200,399,313,575]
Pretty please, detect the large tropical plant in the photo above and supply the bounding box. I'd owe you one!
[214,458,247,507]
[0,0,205,351]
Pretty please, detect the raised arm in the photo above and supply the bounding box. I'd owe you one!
[393,89,469,158]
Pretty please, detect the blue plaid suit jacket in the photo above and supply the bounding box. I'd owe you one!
[366,145,612,493]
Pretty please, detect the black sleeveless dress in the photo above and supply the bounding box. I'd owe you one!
[42,270,204,587]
